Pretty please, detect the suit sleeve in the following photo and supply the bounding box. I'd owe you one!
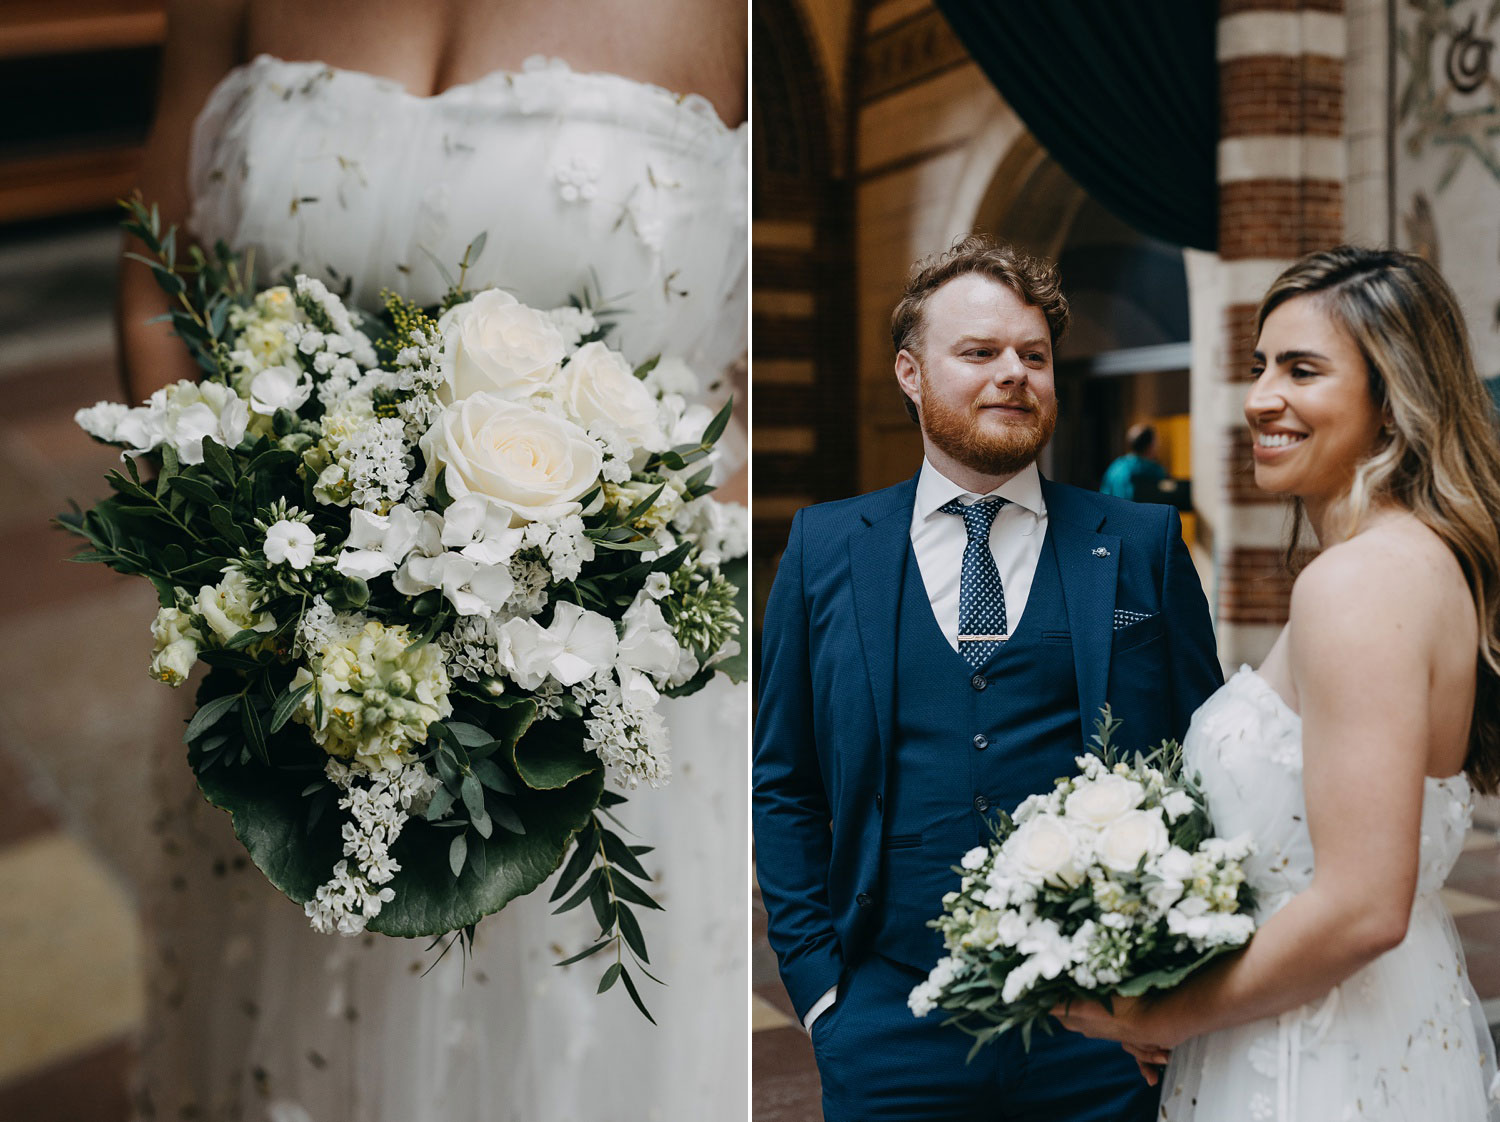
[751,509,845,1019]
[1161,506,1224,740]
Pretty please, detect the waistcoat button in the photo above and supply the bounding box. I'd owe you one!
[856,892,873,908]
[972,734,989,751]
[973,795,990,813]
[971,674,987,691]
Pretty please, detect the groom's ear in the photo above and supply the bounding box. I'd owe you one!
[894,349,922,414]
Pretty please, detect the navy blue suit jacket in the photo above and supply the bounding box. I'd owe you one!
[752,473,1223,1020]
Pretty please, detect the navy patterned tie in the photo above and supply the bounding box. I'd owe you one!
[940,496,1008,667]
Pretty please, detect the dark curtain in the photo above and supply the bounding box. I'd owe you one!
[936,0,1218,251]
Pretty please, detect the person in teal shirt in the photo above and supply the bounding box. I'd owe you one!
[1100,423,1168,500]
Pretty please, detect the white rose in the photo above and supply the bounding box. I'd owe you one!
[560,341,661,447]
[1097,808,1170,874]
[420,393,601,527]
[1161,788,1198,822]
[264,520,316,569]
[437,289,565,403]
[1064,774,1145,827]
[1004,814,1085,889]
[248,365,312,415]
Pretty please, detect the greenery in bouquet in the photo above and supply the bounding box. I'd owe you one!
[908,709,1257,1054]
[58,197,747,1018]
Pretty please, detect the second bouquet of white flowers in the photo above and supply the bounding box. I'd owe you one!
[61,200,747,1018]
[908,709,1256,1053]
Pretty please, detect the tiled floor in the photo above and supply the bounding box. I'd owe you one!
[751,828,1500,1119]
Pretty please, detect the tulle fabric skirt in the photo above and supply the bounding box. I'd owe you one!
[1160,893,1499,1122]
[134,676,747,1122]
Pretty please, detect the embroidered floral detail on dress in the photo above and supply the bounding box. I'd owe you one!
[1247,1033,1278,1078]
[554,155,601,203]
[1249,1091,1274,1120]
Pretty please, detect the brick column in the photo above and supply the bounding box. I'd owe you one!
[1212,0,1345,664]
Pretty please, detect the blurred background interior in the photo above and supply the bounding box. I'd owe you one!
[749,1,1500,1118]
[1,3,172,1118]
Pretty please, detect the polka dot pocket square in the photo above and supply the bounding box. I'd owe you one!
[1112,609,1155,631]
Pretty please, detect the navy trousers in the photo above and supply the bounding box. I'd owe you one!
[811,955,1160,1122]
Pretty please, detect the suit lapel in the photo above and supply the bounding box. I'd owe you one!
[849,475,918,769]
[1043,480,1120,743]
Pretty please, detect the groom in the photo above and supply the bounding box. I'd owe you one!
[752,235,1223,1121]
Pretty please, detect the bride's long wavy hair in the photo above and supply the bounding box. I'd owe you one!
[1256,246,1500,793]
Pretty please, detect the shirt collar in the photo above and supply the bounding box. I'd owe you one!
[914,458,1047,521]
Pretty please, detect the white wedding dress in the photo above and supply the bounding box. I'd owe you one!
[133,54,747,1122]
[1161,667,1499,1122]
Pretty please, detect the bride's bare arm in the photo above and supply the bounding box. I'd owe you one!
[1060,542,1436,1050]
[117,0,246,402]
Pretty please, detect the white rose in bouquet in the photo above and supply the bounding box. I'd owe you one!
[438,289,566,403]
[1063,773,1145,827]
[560,341,662,447]
[420,393,602,527]
[1097,808,1169,874]
[1004,814,1086,889]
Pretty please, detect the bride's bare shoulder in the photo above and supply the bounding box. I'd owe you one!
[1290,513,1463,633]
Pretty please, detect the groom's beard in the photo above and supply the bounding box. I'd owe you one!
[919,370,1057,477]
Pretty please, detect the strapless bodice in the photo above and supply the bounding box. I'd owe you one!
[1183,666,1472,916]
[187,54,747,375]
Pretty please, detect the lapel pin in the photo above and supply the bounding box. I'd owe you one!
[1092,546,1111,558]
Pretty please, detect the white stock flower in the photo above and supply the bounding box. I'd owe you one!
[248,365,313,415]
[616,593,689,704]
[545,602,618,686]
[1161,788,1197,822]
[495,616,564,690]
[546,305,597,350]
[1063,773,1145,827]
[195,568,275,642]
[437,290,566,403]
[336,505,433,580]
[264,520,316,569]
[643,355,699,397]
[420,393,601,527]
[1003,814,1085,889]
[398,551,515,617]
[439,494,525,566]
[560,341,661,447]
[75,401,131,443]
[161,380,249,464]
[1097,809,1170,874]
[960,846,989,871]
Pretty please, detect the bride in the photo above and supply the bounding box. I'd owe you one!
[1055,246,1500,1119]
[118,3,747,1120]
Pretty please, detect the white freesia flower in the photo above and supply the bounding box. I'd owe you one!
[1064,774,1145,827]
[148,607,204,687]
[1097,809,1170,874]
[264,520,316,569]
[420,393,601,527]
[248,365,313,415]
[195,568,275,642]
[1003,814,1085,889]
[437,289,566,403]
[560,341,661,447]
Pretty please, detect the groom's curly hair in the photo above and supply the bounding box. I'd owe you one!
[891,234,1070,423]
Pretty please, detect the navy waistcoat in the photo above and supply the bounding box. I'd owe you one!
[875,527,1080,971]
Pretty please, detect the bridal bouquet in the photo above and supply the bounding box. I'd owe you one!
[908,710,1256,1052]
[61,199,745,1014]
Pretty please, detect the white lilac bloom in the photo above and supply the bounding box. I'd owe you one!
[264,520,317,569]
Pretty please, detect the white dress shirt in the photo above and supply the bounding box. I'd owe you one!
[803,460,1050,1033]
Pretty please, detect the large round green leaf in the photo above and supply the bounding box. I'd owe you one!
[191,686,605,939]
